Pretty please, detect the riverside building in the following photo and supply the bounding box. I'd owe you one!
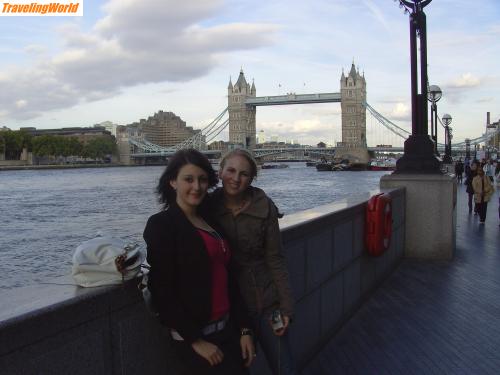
[129,110,204,148]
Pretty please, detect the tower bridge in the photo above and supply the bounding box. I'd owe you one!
[227,63,368,162]
[124,63,500,163]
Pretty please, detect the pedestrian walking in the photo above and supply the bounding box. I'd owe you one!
[484,160,494,183]
[472,167,494,224]
[465,164,475,214]
[455,158,464,184]
[471,160,481,214]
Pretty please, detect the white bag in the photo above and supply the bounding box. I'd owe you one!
[72,235,146,287]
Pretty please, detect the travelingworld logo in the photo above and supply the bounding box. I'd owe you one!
[1,0,83,16]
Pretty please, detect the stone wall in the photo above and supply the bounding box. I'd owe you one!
[0,188,405,375]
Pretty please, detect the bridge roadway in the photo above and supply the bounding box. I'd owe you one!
[245,92,341,106]
[302,185,500,374]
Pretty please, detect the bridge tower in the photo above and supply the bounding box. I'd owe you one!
[337,62,370,163]
[228,69,256,149]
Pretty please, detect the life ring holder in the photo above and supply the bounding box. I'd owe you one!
[365,193,392,256]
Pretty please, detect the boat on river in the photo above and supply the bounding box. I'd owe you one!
[261,163,289,169]
[316,161,366,171]
[316,163,332,171]
[368,159,396,171]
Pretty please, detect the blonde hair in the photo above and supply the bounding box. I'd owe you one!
[220,149,258,179]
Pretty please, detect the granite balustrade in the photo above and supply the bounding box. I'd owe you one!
[0,187,405,375]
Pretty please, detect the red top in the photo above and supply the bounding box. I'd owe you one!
[197,229,231,321]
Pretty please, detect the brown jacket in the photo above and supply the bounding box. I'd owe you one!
[472,174,494,203]
[210,187,294,318]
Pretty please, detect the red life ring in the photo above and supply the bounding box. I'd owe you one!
[365,193,392,256]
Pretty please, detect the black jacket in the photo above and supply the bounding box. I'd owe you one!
[143,201,250,343]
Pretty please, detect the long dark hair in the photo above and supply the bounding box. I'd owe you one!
[157,149,218,209]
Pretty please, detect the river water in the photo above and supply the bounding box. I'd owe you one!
[0,163,389,290]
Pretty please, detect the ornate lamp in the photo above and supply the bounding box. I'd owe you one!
[427,85,442,155]
[393,0,441,173]
[442,113,453,163]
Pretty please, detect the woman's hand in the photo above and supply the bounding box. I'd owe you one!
[240,334,255,367]
[191,339,224,366]
[272,315,291,337]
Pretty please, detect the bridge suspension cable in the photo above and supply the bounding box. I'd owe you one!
[128,107,229,153]
[363,102,411,139]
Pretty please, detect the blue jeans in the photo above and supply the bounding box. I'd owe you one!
[252,314,298,375]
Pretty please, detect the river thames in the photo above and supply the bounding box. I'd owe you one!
[0,163,389,290]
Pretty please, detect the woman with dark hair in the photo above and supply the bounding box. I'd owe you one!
[144,149,255,375]
[210,149,297,375]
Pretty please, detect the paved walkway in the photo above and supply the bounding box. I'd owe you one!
[304,183,500,374]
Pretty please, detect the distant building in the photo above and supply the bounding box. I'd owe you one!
[129,110,203,148]
[95,121,118,137]
[486,112,499,152]
[0,126,10,132]
[20,126,113,145]
[208,140,229,152]
[257,130,266,144]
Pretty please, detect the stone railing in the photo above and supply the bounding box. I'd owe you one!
[0,188,405,374]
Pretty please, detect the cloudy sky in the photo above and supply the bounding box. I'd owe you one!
[1,0,499,146]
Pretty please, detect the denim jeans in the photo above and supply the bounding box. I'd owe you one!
[251,314,298,375]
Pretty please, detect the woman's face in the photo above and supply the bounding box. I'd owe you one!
[220,155,253,197]
[170,163,209,209]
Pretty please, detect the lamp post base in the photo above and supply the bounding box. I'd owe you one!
[394,134,442,174]
[442,155,453,164]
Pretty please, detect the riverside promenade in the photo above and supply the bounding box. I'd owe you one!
[303,185,500,374]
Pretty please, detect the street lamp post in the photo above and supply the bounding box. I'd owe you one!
[465,138,471,159]
[442,113,453,163]
[427,85,442,156]
[394,0,441,173]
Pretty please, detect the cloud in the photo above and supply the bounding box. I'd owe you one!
[362,0,390,32]
[0,0,278,120]
[301,106,341,117]
[389,102,410,121]
[257,118,337,143]
[475,97,494,103]
[24,44,47,55]
[15,100,28,109]
[441,73,483,104]
[448,73,481,89]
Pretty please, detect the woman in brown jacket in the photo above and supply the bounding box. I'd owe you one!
[472,167,494,224]
[211,149,297,375]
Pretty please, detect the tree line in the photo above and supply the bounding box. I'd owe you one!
[0,130,117,161]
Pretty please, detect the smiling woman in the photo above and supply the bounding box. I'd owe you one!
[143,148,255,374]
[210,149,298,375]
